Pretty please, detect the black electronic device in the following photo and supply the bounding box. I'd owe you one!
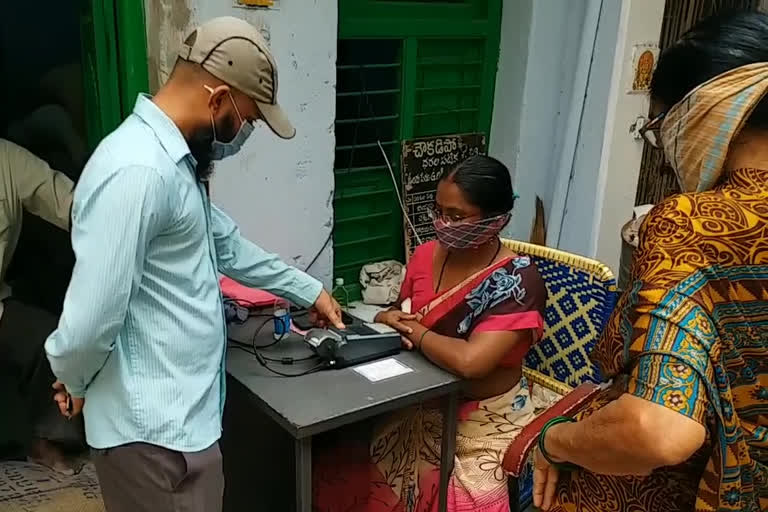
[292,312,315,331]
[303,312,401,369]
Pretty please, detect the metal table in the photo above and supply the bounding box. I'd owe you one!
[226,320,461,512]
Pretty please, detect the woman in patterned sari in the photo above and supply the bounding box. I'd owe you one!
[533,10,768,512]
[313,155,552,511]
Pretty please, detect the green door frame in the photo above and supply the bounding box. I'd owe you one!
[115,0,150,116]
[82,0,149,149]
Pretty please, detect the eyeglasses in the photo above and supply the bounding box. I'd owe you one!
[639,112,665,149]
[428,208,470,224]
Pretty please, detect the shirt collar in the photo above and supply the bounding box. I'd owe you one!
[132,94,193,165]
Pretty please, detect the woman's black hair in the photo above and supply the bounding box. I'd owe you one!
[440,154,515,215]
[651,9,768,128]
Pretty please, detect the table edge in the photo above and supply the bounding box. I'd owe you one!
[226,371,461,439]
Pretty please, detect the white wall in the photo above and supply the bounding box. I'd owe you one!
[488,0,532,199]
[493,0,664,275]
[557,0,622,255]
[590,0,665,272]
[144,0,337,287]
[492,0,590,243]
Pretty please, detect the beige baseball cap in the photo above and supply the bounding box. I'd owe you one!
[179,16,295,139]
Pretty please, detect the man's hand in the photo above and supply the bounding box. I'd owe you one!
[309,290,345,329]
[533,446,560,511]
[52,381,83,419]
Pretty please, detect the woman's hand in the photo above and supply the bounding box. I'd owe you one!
[399,321,429,351]
[374,309,417,334]
[533,447,560,511]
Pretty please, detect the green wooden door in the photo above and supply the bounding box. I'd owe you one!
[333,0,502,298]
[80,0,149,148]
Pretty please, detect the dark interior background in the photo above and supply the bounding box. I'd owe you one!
[0,2,87,314]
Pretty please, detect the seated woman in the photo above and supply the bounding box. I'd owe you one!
[533,10,768,512]
[313,155,549,511]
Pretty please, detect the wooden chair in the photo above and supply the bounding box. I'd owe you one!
[500,239,618,511]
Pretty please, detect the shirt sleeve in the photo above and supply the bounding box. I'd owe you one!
[210,203,322,308]
[44,166,170,397]
[628,351,710,426]
[6,140,73,231]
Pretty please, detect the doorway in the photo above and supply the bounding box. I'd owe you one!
[0,0,149,313]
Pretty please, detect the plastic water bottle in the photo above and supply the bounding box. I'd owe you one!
[332,278,349,309]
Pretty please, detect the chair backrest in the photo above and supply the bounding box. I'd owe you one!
[502,239,618,387]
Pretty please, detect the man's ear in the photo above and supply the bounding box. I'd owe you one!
[206,85,231,114]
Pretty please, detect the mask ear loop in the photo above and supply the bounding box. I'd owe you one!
[227,91,247,128]
[203,85,220,141]
[203,85,248,139]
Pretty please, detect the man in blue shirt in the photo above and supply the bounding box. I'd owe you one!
[44,16,342,512]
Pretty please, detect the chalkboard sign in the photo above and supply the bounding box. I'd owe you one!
[401,133,487,258]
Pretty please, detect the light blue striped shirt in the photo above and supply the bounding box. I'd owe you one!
[45,95,323,451]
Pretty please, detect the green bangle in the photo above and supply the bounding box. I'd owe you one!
[417,329,430,350]
[538,416,579,472]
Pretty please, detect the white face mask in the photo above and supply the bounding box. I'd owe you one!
[205,86,255,161]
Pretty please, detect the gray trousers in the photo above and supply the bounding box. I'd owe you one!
[92,442,224,512]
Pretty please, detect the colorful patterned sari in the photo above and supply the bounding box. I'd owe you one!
[313,251,556,512]
[548,62,768,512]
[549,168,768,512]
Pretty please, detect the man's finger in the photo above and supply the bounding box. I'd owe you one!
[325,307,345,329]
[396,313,417,321]
[400,336,413,350]
[57,400,70,418]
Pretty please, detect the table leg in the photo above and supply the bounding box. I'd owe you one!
[438,391,459,512]
[295,436,312,512]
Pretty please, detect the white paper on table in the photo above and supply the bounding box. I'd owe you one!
[354,358,413,382]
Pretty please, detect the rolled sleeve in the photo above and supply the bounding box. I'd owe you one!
[5,139,73,231]
[45,166,170,396]
[210,204,322,308]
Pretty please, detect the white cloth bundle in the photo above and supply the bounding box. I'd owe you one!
[359,260,405,305]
